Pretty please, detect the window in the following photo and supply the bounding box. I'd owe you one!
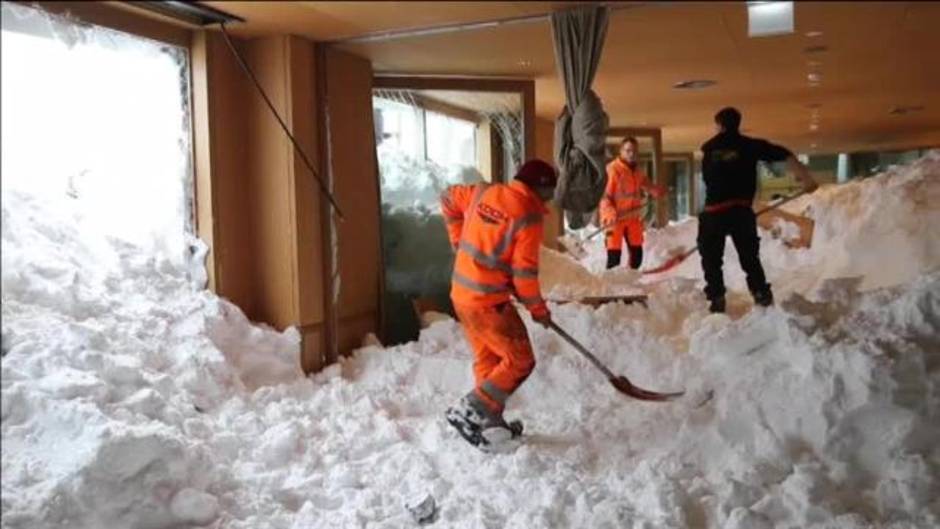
[424,111,475,167]
[1,3,193,264]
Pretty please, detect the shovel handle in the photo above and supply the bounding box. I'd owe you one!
[547,321,616,379]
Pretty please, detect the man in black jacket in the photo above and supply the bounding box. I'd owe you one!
[698,107,817,313]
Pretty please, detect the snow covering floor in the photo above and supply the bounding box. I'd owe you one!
[3,153,940,529]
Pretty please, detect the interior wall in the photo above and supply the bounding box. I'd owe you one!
[324,47,381,356]
[244,36,300,328]
[535,117,563,249]
[192,31,256,317]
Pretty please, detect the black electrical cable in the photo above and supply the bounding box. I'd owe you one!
[217,22,344,220]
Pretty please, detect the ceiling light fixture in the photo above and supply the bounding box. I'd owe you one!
[673,79,717,89]
[889,105,925,115]
[806,30,824,38]
[807,72,822,82]
[747,1,794,38]
[804,45,829,54]
[517,59,531,68]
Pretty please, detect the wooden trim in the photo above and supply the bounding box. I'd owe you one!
[190,31,220,292]
[522,81,536,162]
[490,126,505,183]
[315,43,338,368]
[370,147,388,344]
[374,76,531,93]
[652,129,665,226]
[410,94,480,124]
[27,1,193,48]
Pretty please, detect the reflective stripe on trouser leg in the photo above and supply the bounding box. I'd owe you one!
[480,380,509,406]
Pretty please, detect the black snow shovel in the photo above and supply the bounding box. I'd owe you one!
[548,321,684,401]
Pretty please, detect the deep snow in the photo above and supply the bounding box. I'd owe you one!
[2,154,940,528]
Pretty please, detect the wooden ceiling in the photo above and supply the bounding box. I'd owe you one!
[207,1,940,154]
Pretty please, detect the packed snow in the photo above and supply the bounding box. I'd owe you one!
[3,153,940,528]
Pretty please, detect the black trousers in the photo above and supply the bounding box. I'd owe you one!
[697,206,769,301]
[606,245,643,270]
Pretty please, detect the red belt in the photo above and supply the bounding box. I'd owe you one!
[703,199,753,214]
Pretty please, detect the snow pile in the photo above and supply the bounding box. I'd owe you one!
[2,154,939,528]
[791,151,940,290]
[376,148,482,209]
[1,189,302,528]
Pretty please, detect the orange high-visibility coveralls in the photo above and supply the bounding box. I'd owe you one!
[440,180,547,413]
[600,158,657,249]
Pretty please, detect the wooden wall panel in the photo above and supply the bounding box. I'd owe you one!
[325,47,381,356]
[244,36,297,328]
[192,31,256,317]
[286,36,325,328]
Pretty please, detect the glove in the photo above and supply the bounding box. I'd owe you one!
[600,211,616,227]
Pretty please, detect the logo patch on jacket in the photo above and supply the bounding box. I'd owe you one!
[476,203,509,225]
[713,149,740,162]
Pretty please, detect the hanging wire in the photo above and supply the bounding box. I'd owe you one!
[217,22,344,220]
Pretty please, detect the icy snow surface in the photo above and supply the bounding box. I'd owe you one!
[3,153,940,528]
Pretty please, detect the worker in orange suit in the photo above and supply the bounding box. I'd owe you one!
[599,137,666,270]
[439,159,557,450]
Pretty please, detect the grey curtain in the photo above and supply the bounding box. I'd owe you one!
[551,5,610,229]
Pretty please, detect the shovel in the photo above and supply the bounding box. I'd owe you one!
[548,321,684,401]
[558,201,650,259]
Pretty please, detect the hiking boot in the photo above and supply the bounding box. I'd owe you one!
[708,297,726,314]
[445,393,522,449]
[753,288,774,307]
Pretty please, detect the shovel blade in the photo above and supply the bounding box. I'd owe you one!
[609,376,684,401]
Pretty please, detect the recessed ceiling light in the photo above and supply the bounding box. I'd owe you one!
[806,102,822,109]
[810,124,819,131]
[889,105,925,115]
[804,45,829,54]
[517,59,531,67]
[807,72,822,82]
[673,79,717,89]
[747,2,794,38]
[806,30,824,38]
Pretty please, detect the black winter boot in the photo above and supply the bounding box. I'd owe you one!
[753,288,774,307]
[708,297,726,314]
